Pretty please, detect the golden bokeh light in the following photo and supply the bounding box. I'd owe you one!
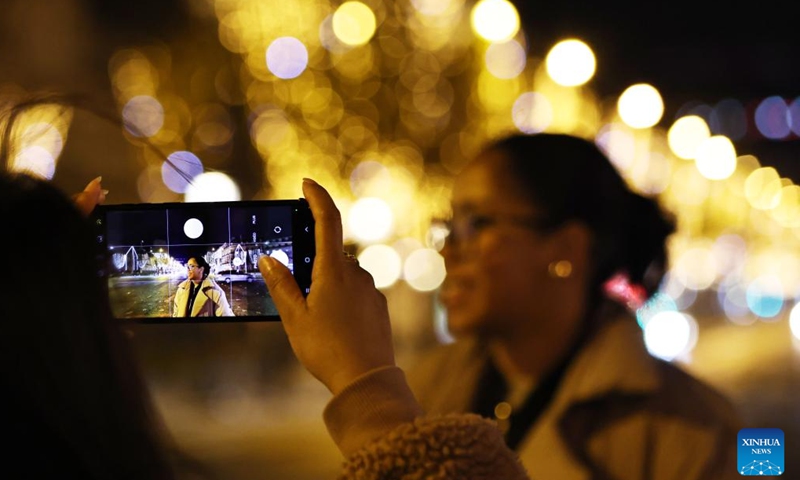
[348,197,394,243]
[545,39,596,87]
[332,2,377,47]
[404,248,447,292]
[470,0,520,43]
[357,244,403,289]
[667,115,710,160]
[485,40,526,79]
[745,167,783,210]
[694,135,737,180]
[617,83,664,129]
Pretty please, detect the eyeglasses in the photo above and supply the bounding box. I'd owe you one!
[430,213,555,247]
[186,264,200,270]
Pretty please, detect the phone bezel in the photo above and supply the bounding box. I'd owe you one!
[92,199,315,323]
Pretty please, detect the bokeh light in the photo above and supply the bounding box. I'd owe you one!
[754,96,791,139]
[710,98,747,141]
[332,2,377,46]
[694,135,737,180]
[470,0,520,43]
[617,83,664,129]
[643,311,697,361]
[545,39,596,87]
[512,92,553,134]
[790,303,800,341]
[485,40,526,79]
[184,172,241,202]
[673,244,718,290]
[357,244,402,289]
[183,218,204,239]
[404,248,446,292]
[746,275,784,319]
[789,97,800,137]
[348,197,394,243]
[122,95,164,137]
[12,146,56,180]
[667,115,710,159]
[744,167,782,210]
[162,151,204,194]
[266,37,309,79]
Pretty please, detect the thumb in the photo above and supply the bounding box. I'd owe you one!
[258,255,304,319]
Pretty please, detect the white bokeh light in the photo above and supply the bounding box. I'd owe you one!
[184,172,241,202]
[183,218,204,239]
[122,95,164,137]
[545,39,596,87]
[617,83,664,129]
[358,244,403,289]
[12,146,56,179]
[404,248,446,292]
[667,115,711,160]
[643,311,697,361]
[348,197,394,243]
[470,0,520,43]
[790,303,800,341]
[266,37,309,79]
[694,135,737,180]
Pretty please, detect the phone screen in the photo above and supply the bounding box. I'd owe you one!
[93,200,314,322]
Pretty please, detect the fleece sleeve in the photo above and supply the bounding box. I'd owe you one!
[323,366,529,480]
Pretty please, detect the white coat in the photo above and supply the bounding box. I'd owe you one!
[173,277,234,317]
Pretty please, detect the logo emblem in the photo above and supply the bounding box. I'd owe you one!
[738,428,784,476]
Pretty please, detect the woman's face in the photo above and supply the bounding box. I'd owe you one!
[438,151,585,338]
[187,258,203,282]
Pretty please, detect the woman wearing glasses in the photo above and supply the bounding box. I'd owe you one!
[405,134,742,479]
[173,256,234,317]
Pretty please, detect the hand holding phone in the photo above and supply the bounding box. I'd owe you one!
[93,199,315,322]
[259,179,396,396]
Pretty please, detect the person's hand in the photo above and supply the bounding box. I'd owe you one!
[72,176,107,216]
[259,178,395,395]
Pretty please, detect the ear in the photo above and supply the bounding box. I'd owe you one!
[543,220,593,278]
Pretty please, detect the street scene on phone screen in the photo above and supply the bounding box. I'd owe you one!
[105,205,294,317]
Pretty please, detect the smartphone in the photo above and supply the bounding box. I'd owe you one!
[92,199,315,323]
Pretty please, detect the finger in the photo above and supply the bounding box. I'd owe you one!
[302,178,344,268]
[259,256,304,319]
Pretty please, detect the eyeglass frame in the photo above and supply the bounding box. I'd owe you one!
[430,212,559,247]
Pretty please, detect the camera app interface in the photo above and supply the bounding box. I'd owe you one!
[104,205,293,318]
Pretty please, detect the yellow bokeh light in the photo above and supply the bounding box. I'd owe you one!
[404,248,446,292]
[745,167,783,210]
[470,0,520,43]
[184,172,241,202]
[674,244,718,290]
[512,91,553,134]
[545,39,596,87]
[771,184,800,228]
[667,115,710,159]
[332,2,377,47]
[694,135,737,180]
[617,83,664,129]
[357,244,402,289]
[348,197,394,243]
[485,40,526,79]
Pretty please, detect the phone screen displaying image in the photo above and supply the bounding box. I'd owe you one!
[93,200,314,322]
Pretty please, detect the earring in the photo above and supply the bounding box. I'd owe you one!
[548,260,572,278]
